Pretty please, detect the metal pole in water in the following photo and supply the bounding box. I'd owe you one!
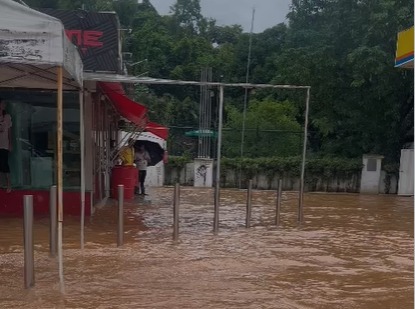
[276,179,282,226]
[23,195,34,289]
[245,179,253,228]
[56,66,65,293]
[49,185,57,257]
[299,87,311,224]
[173,183,180,242]
[214,85,224,235]
[79,90,86,250]
[239,7,256,189]
[117,185,124,247]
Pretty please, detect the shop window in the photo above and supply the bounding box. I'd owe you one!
[0,90,80,189]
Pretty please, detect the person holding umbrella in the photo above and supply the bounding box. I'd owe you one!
[134,144,151,195]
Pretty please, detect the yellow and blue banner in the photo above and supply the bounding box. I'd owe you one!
[395,26,414,68]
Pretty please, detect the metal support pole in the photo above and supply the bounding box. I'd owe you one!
[23,195,34,289]
[214,85,224,235]
[49,185,57,257]
[276,179,282,226]
[56,66,65,292]
[173,183,180,242]
[239,8,256,189]
[299,87,311,224]
[117,185,124,247]
[104,104,111,198]
[80,91,85,250]
[245,179,253,228]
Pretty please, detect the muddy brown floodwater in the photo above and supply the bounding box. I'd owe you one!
[0,188,413,309]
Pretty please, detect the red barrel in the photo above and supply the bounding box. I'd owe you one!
[111,166,138,200]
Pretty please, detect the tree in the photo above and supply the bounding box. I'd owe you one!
[223,98,303,157]
[20,0,414,162]
[129,11,174,78]
[170,0,204,33]
[274,0,414,160]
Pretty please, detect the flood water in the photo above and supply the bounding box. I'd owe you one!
[0,187,413,308]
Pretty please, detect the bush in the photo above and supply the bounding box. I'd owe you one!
[166,156,363,186]
[166,156,191,169]
[222,156,362,180]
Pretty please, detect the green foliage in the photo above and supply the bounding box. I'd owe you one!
[276,0,414,161]
[164,156,363,179]
[166,155,363,182]
[223,98,302,157]
[166,155,191,169]
[383,163,400,175]
[23,0,414,164]
[170,0,204,33]
[130,11,174,78]
[221,156,362,181]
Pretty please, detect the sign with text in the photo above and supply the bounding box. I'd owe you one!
[41,9,122,73]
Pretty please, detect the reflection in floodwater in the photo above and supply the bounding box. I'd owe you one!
[0,188,413,309]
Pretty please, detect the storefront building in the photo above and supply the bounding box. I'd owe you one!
[0,4,167,216]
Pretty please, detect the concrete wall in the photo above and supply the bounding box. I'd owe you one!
[165,163,398,194]
[145,163,165,187]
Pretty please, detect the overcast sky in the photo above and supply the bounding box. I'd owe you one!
[150,0,291,33]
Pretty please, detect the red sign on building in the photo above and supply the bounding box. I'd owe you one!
[41,9,122,73]
[65,30,104,50]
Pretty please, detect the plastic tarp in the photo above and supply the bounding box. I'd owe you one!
[99,82,148,128]
[0,0,83,89]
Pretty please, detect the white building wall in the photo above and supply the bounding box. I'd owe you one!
[194,158,213,187]
[360,155,384,194]
[398,149,414,196]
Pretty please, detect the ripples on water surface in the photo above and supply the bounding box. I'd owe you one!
[0,188,413,308]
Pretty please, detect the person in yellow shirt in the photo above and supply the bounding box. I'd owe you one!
[118,139,135,166]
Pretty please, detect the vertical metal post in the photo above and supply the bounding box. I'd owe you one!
[117,185,124,247]
[56,66,65,292]
[276,179,282,226]
[239,7,256,189]
[214,85,224,235]
[104,104,111,198]
[23,195,34,289]
[80,90,85,250]
[98,99,103,201]
[245,179,253,228]
[299,87,310,224]
[173,183,180,242]
[49,185,57,257]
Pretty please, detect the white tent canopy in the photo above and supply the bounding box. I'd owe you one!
[0,0,83,90]
[0,0,84,291]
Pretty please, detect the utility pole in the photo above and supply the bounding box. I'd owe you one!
[239,7,256,188]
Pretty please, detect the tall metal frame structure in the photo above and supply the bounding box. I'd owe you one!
[84,73,311,230]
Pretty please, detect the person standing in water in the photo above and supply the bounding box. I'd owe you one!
[0,98,12,193]
[134,144,150,195]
